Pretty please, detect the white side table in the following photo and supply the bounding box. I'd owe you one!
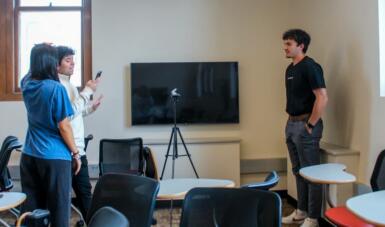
[300,163,356,208]
[0,192,26,227]
[346,190,385,227]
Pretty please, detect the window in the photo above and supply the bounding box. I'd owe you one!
[0,0,92,101]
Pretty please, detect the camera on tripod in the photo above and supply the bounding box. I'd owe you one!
[160,88,199,179]
[170,88,181,98]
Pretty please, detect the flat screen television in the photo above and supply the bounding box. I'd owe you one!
[130,62,239,125]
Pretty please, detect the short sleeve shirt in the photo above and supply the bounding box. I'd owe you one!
[285,56,326,116]
[21,75,74,160]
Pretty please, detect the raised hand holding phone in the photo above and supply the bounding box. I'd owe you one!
[95,70,102,80]
[87,71,102,92]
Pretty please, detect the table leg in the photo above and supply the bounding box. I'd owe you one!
[0,218,11,227]
[169,199,174,227]
[325,184,336,208]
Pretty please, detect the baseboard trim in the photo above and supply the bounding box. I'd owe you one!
[240,158,287,174]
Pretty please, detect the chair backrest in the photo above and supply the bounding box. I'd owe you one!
[0,136,22,191]
[88,206,129,227]
[241,171,280,191]
[370,149,385,191]
[86,173,159,227]
[99,138,144,176]
[180,187,282,227]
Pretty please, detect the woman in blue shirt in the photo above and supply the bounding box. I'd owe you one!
[20,43,81,227]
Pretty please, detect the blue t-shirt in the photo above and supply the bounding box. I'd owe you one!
[21,75,74,161]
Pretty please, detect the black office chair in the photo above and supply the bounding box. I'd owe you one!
[241,171,280,190]
[325,149,385,226]
[86,173,159,227]
[99,138,145,176]
[99,137,158,179]
[0,136,23,192]
[99,138,159,225]
[0,136,23,225]
[88,206,129,227]
[370,149,385,191]
[180,187,282,227]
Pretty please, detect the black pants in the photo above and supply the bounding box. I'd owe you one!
[20,154,72,227]
[72,155,92,218]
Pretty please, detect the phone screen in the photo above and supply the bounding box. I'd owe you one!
[95,71,102,79]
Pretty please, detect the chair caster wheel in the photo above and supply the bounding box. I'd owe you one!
[76,220,85,227]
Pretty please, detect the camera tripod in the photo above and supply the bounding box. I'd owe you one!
[160,93,199,179]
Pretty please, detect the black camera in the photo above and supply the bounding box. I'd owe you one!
[171,88,181,98]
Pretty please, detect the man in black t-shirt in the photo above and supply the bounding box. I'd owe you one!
[281,29,328,227]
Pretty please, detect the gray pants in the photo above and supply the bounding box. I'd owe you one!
[285,119,323,219]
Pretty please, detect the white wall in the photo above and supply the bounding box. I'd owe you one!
[88,0,292,163]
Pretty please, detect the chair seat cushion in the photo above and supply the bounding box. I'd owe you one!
[325,206,375,227]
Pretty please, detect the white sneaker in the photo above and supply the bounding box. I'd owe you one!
[282,209,307,224]
[300,218,319,227]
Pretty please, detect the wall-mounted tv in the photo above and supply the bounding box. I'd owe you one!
[130,62,239,125]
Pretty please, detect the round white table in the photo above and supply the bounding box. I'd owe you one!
[0,192,26,227]
[299,163,356,208]
[346,190,385,227]
[157,178,235,200]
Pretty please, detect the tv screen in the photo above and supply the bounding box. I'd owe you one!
[131,62,239,125]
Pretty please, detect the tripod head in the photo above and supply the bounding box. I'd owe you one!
[170,88,181,102]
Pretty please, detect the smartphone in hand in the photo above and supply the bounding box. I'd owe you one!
[95,70,102,79]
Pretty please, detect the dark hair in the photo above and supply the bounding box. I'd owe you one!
[57,46,75,65]
[282,29,311,53]
[30,43,59,81]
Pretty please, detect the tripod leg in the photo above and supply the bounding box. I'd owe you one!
[176,128,199,178]
[172,127,178,179]
[160,128,175,180]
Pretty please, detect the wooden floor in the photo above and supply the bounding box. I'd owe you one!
[0,198,298,227]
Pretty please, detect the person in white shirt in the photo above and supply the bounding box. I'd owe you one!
[57,46,103,220]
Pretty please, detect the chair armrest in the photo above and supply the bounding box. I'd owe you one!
[16,209,50,227]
